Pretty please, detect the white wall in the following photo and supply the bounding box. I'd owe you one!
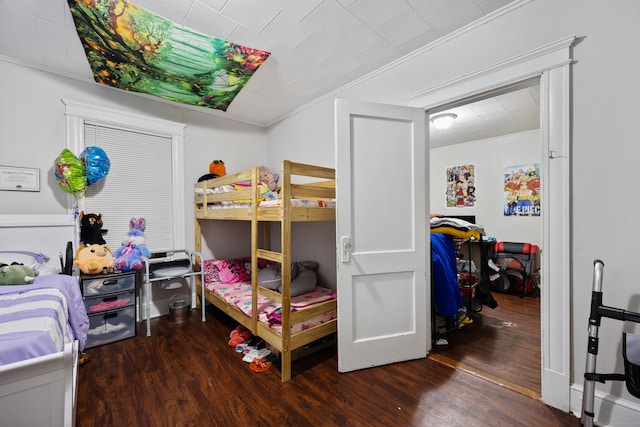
[430,129,541,246]
[266,0,640,420]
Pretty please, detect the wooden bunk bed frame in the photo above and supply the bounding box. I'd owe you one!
[194,160,336,382]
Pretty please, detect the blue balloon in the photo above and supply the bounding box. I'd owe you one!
[81,146,110,186]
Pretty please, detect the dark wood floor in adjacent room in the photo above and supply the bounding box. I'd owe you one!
[77,301,577,427]
[431,291,541,397]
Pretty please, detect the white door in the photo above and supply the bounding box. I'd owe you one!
[335,98,429,373]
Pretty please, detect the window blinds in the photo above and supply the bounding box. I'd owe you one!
[83,123,174,252]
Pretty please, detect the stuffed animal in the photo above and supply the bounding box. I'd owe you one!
[114,218,151,273]
[209,160,226,177]
[258,166,279,191]
[0,264,38,285]
[74,244,114,275]
[79,211,107,245]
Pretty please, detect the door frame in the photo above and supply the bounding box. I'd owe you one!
[407,35,575,411]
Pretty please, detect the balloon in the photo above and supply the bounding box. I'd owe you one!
[81,146,110,185]
[54,148,87,195]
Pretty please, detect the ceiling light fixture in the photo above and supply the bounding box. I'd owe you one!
[430,113,457,130]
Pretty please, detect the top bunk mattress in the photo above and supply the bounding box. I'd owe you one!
[194,162,336,218]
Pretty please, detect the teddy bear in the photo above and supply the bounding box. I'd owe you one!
[258,166,279,192]
[74,244,115,275]
[79,211,107,245]
[114,218,151,273]
[0,264,38,285]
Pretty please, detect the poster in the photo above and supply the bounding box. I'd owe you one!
[446,164,475,207]
[67,0,270,111]
[503,164,541,216]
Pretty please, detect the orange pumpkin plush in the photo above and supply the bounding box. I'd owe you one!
[209,160,226,176]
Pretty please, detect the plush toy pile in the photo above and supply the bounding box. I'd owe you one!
[0,264,38,285]
[114,218,151,273]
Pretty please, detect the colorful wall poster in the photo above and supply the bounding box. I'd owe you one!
[446,164,475,207]
[503,164,541,216]
[67,0,270,111]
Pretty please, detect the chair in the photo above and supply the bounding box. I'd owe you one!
[490,241,539,297]
[143,249,205,336]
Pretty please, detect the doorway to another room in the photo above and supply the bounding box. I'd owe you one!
[427,83,543,397]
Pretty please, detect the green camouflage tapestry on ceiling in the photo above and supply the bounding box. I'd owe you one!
[67,0,270,111]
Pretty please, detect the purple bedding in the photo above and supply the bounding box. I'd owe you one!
[0,274,89,366]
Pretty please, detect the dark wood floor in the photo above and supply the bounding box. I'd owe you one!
[431,291,541,396]
[76,300,576,427]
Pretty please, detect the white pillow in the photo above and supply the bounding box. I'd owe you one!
[0,251,60,275]
[0,251,47,269]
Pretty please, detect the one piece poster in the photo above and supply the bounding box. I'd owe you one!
[67,0,270,111]
[446,164,475,207]
[503,164,541,216]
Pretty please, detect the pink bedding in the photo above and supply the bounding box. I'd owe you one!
[205,281,336,334]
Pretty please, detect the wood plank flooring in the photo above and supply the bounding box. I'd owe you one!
[431,291,541,395]
[76,301,577,427]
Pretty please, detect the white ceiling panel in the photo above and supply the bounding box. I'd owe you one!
[375,9,431,48]
[221,0,282,32]
[184,2,238,39]
[349,0,411,29]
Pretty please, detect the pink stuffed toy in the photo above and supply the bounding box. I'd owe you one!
[258,166,279,191]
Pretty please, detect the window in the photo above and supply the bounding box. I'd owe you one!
[63,99,185,252]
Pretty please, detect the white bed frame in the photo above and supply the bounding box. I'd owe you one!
[0,341,78,427]
[0,214,78,427]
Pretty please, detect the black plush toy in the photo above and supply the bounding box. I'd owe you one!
[79,211,107,245]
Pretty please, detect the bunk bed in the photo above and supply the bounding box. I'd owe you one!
[194,160,337,382]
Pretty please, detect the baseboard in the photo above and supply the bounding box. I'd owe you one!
[571,382,640,426]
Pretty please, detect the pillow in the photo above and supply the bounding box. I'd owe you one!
[258,263,299,291]
[281,269,317,297]
[258,266,281,290]
[202,259,221,283]
[214,258,251,284]
[0,251,49,270]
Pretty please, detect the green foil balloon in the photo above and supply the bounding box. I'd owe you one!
[54,148,87,195]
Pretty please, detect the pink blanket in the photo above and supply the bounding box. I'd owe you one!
[205,281,337,333]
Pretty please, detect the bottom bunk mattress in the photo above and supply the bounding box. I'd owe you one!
[0,274,89,366]
[204,281,336,334]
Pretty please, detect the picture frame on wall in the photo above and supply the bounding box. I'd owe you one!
[0,166,40,192]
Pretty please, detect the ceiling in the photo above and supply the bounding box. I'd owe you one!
[0,0,539,145]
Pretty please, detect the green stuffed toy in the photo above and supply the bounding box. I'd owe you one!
[0,264,38,285]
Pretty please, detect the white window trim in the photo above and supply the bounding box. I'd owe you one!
[61,99,186,249]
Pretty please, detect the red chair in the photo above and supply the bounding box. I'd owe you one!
[490,241,539,297]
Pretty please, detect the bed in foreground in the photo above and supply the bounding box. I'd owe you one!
[0,273,89,427]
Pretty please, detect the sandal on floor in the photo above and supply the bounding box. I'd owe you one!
[249,358,272,373]
[78,352,90,366]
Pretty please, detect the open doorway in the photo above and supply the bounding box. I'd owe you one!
[409,36,573,411]
[427,82,542,396]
